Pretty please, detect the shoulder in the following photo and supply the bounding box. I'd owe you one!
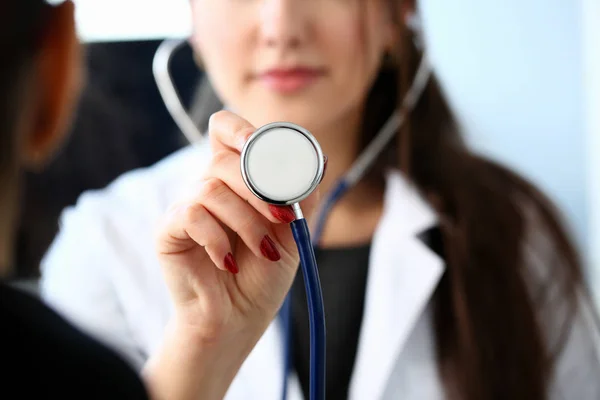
[75,144,211,219]
[40,144,211,318]
[0,283,148,399]
[49,144,212,241]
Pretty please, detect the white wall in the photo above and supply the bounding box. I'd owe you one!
[583,0,600,282]
[420,0,588,253]
[55,0,192,42]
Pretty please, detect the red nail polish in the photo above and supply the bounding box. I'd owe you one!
[260,235,281,262]
[224,253,239,274]
[268,204,296,223]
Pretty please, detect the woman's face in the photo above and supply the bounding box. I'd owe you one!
[190,0,396,132]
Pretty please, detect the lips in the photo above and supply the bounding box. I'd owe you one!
[258,67,325,93]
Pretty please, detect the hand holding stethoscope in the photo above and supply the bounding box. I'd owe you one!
[153,111,326,400]
[156,110,323,340]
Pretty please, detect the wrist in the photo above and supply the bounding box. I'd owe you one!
[142,317,263,400]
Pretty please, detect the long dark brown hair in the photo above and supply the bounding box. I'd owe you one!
[0,1,50,275]
[188,2,595,399]
[385,3,590,400]
[0,0,46,185]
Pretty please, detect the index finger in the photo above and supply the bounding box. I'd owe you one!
[208,110,256,154]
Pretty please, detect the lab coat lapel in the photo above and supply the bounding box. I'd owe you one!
[349,171,446,400]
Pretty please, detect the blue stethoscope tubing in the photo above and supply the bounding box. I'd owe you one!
[279,183,347,400]
[289,216,327,400]
[279,177,350,400]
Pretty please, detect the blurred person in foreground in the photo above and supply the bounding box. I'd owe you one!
[2,1,317,399]
[41,0,600,399]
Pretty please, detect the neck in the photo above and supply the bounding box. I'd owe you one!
[311,107,363,196]
[309,107,385,248]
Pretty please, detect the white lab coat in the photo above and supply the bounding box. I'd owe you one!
[40,144,600,399]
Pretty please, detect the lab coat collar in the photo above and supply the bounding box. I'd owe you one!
[348,170,445,400]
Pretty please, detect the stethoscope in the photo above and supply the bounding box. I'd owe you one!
[152,38,433,400]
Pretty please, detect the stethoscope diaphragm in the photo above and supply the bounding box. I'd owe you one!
[240,122,325,206]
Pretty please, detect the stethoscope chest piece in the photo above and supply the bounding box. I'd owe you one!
[241,121,327,400]
[241,122,324,206]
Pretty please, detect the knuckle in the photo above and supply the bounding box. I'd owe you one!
[236,211,259,235]
[204,230,228,250]
[211,149,233,166]
[183,202,206,226]
[161,202,187,227]
[191,177,209,195]
[200,178,228,202]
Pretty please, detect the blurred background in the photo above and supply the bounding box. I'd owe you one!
[27,0,598,302]
[16,1,200,278]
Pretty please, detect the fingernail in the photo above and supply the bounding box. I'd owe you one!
[319,155,328,184]
[268,204,296,223]
[224,253,239,274]
[260,235,281,262]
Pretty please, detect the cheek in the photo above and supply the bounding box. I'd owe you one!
[362,6,391,72]
[190,5,249,88]
[319,13,363,65]
[321,11,385,93]
[193,18,240,68]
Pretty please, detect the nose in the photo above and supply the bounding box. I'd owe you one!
[260,0,307,49]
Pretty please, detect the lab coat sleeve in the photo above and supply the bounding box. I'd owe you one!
[549,296,600,400]
[40,192,147,370]
[523,207,600,400]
